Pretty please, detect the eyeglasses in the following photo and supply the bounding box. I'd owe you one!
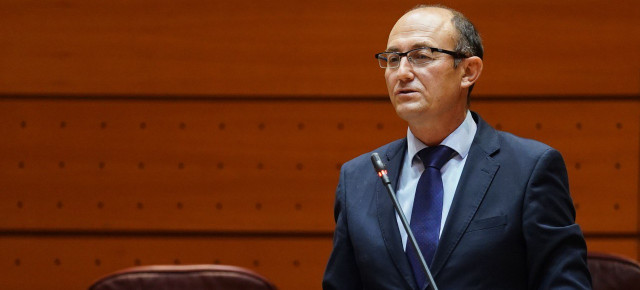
[374,47,467,68]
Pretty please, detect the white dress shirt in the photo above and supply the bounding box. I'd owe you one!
[396,110,477,250]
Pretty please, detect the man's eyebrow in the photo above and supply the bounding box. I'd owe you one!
[411,42,432,49]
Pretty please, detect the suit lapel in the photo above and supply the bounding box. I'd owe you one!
[430,113,501,278]
[375,139,416,289]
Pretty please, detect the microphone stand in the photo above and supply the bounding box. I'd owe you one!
[371,153,439,290]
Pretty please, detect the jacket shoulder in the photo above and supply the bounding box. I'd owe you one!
[341,138,406,174]
[495,130,558,160]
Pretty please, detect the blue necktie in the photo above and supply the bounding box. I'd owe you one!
[406,145,456,289]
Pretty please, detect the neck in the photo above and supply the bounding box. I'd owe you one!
[409,110,467,146]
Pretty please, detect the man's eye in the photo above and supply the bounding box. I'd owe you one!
[413,52,433,60]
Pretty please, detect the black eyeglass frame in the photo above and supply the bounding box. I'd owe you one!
[374,46,468,68]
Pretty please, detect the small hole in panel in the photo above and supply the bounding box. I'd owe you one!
[54,258,61,266]
[574,203,580,210]
[258,123,265,130]
[293,260,300,267]
[295,203,302,210]
[97,201,104,209]
[253,260,260,267]
[336,163,342,170]
[298,123,305,130]
[217,162,224,169]
[138,162,145,170]
[95,259,101,266]
[495,123,502,130]
[140,122,146,129]
[376,123,384,130]
[616,122,623,129]
[575,122,582,130]
[176,202,183,209]
[337,123,344,130]
[178,162,185,169]
[14,259,21,266]
[296,163,304,170]
[17,201,24,208]
[216,203,223,210]
[58,161,65,169]
[535,123,542,130]
[20,121,27,128]
[574,163,581,170]
[174,259,181,265]
[99,162,105,169]
[615,162,621,170]
[60,121,66,128]
[214,259,221,264]
[137,202,144,210]
[134,259,141,266]
[613,203,620,210]
[179,122,186,130]
[218,122,226,130]
[255,203,262,210]
[100,122,107,129]
[18,161,24,169]
[257,162,264,170]
[56,201,63,209]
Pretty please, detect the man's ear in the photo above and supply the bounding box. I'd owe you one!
[461,56,483,89]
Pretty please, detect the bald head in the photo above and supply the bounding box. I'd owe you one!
[388,7,457,51]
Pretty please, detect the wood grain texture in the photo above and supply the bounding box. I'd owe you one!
[0,0,638,96]
[0,98,637,233]
[586,237,639,261]
[0,99,404,231]
[1,1,639,287]
[0,97,638,289]
[0,236,333,290]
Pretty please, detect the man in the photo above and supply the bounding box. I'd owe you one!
[323,4,591,290]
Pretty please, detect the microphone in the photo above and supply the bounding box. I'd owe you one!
[370,153,439,290]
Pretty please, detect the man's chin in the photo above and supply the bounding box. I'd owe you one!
[394,106,426,123]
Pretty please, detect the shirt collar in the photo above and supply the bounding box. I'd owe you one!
[406,110,477,163]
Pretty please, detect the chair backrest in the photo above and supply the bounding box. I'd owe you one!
[587,252,640,290]
[89,264,277,290]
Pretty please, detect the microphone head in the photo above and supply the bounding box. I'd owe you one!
[370,153,387,173]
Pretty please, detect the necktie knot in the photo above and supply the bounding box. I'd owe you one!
[418,145,456,170]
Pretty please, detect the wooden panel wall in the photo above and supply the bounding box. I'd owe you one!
[1,0,639,289]
[1,98,639,289]
[0,0,639,96]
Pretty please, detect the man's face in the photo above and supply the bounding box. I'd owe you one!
[385,8,467,128]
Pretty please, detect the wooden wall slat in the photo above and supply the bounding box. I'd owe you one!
[0,98,638,234]
[586,237,639,261]
[0,99,405,231]
[0,0,638,96]
[0,236,333,290]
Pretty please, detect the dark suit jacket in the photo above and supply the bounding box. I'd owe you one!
[323,112,591,289]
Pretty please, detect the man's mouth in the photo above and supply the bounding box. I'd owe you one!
[396,88,418,95]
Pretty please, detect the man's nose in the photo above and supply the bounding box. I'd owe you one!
[396,57,414,80]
